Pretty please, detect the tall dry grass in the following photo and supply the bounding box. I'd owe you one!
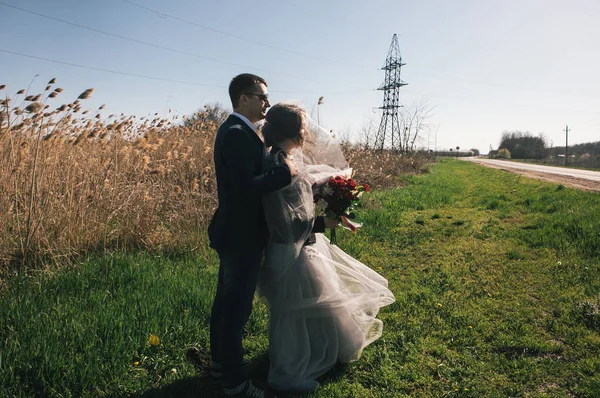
[0,80,429,274]
[1,80,218,273]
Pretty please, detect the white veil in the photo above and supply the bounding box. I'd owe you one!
[296,115,352,185]
[258,111,351,287]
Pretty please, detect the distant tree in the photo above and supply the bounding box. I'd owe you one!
[498,131,548,159]
[470,148,480,156]
[550,140,600,157]
[184,103,228,130]
[398,98,436,152]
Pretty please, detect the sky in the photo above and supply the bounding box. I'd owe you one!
[1,0,599,153]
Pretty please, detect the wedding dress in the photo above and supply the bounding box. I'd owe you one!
[257,115,395,391]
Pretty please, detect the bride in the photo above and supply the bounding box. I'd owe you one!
[257,103,395,394]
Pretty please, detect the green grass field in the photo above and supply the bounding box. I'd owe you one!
[2,159,599,397]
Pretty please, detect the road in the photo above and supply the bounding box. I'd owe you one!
[463,158,600,192]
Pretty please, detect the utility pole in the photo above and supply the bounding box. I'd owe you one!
[564,124,569,166]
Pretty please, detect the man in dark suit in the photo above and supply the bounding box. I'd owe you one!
[208,73,295,397]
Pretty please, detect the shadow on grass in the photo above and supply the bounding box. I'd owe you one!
[126,374,223,398]
[126,350,349,398]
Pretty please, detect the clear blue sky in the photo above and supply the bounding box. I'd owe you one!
[1,0,598,153]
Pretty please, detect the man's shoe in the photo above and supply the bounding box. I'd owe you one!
[225,381,278,398]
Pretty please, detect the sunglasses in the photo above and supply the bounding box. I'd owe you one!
[244,93,269,102]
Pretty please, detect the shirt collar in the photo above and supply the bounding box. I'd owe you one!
[231,112,257,132]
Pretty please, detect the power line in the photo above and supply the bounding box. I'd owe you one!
[0,48,222,88]
[270,0,350,25]
[0,1,370,91]
[0,48,366,95]
[272,0,394,25]
[10,1,593,104]
[120,0,367,69]
[6,2,594,115]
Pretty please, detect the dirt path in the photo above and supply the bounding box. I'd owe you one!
[465,158,600,193]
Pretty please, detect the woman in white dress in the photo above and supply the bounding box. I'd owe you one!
[257,104,395,394]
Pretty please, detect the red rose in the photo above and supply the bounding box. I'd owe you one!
[363,183,371,192]
[347,179,357,189]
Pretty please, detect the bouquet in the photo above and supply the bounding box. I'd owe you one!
[313,175,371,244]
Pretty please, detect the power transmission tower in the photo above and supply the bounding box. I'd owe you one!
[374,34,408,151]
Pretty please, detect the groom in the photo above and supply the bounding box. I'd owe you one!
[207,73,296,397]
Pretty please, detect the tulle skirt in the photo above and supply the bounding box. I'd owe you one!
[258,234,395,391]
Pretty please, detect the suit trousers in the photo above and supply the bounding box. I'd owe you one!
[209,249,263,389]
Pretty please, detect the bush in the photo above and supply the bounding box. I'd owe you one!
[496,148,511,159]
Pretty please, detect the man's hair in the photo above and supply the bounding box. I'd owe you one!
[229,73,267,109]
[261,104,306,148]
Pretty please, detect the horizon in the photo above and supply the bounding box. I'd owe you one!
[1,0,598,152]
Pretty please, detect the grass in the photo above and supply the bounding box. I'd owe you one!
[2,159,600,397]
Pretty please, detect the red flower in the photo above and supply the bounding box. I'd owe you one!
[314,175,371,222]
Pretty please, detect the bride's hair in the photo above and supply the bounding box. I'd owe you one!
[261,104,306,148]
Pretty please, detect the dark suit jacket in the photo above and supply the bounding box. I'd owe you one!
[208,115,292,253]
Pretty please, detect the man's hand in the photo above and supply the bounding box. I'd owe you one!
[324,217,340,229]
[283,157,298,177]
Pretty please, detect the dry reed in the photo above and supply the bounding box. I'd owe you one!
[0,80,428,274]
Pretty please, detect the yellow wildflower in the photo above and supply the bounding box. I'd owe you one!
[148,334,160,346]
